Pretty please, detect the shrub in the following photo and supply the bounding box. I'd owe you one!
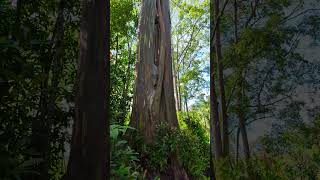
[141,121,209,178]
[110,124,140,179]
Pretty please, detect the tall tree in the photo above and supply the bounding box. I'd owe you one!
[210,0,223,178]
[233,0,250,161]
[130,0,187,178]
[214,0,229,156]
[64,0,110,179]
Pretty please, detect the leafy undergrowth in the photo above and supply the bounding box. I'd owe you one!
[110,113,210,179]
[110,116,320,179]
[110,124,140,179]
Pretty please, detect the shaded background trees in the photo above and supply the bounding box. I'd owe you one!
[1,0,79,179]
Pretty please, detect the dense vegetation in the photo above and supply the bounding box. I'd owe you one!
[0,0,319,179]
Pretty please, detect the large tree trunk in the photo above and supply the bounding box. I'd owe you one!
[130,0,187,178]
[214,0,229,156]
[210,0,223,177]
[64,0,110,179]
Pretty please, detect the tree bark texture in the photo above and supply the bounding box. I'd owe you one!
[130,0,188,178]
[64,0,110,179]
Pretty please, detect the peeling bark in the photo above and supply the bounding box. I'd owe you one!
[130,0,187,178]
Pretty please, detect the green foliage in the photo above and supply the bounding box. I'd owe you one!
[216,146,319,179]
[110,124,140,179]
[214,116,320,179]
[1,0,319,179]
[138,118,209,178]
[178,111,209,144]
[110,0,138,125]
[260,116,320,179]
[171,0,209,104]
[0,146,40,180]
[178,128,209,177]
[0,0,80,179]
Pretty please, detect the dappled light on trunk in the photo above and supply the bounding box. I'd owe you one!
[130,0,188,178]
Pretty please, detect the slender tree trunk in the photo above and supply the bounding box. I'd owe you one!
[234,0,240,163]
[184,95,191,123]
[184,96,189,114]
[234,0,250,161]
[130,0,188,178]
[214,0,229,156]
[235,79,251,161]
[238,109,250,160]
[64,0,110,179]
[45,0,66,178]
[115,35,119,61]
[176,35,182,111]
[177,71,182,111]
[32,1,65,179]
[236,78,251,161]
[172,39,180,111]
[236,127,240,161]
[177,72,182,111]
[175,35,181,111]
[173,67,179,111]
[210,0,223,177]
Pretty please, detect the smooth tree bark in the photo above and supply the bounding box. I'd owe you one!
[210,0,223,178]
[172,60,179,111]
[173,37,180,111]
[214,0,229,156]
[130,0,188,178]
[64,0,110,179]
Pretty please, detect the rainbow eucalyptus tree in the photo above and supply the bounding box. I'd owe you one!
[130,0,188,178]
